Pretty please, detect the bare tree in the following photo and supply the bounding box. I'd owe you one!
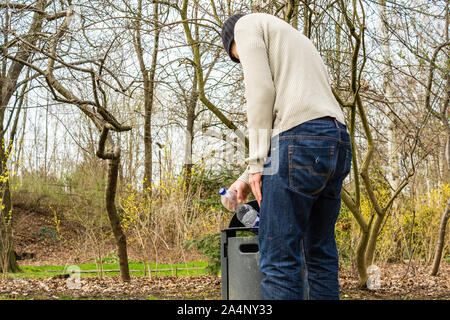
[129,0,162,192]
[332,0,432,286]
[3,1,134,281]
[429,0,449,276]
[0,0,51,273]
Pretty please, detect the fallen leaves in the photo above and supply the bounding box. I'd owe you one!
[0,275,221,300]
[0,262,448,300]
[340,263,450,300]
[5,204,449,300]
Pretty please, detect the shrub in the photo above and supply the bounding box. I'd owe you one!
[183,233,221,275]
[119,163,232,267]
[336,184,449,266]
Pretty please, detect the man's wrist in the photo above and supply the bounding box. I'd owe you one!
[237,166,250,185]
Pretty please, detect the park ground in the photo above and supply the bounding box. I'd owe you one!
[0,201,448,300]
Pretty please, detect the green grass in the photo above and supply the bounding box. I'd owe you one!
[9,260,209,279]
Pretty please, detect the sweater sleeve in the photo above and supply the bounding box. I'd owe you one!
[234,22,275,174]
[236,165,250,185]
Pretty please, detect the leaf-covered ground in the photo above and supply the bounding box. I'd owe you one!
[0,275,221,300]
[0,262,448,300]
[339,263,449,300]
[5,201,449,300]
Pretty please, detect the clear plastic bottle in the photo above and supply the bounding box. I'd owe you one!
[236,204,259,227]
[219,188,259,227]
[219,187,238,211]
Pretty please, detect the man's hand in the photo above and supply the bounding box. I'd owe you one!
[249,172,262,205]
[229,179,251,204]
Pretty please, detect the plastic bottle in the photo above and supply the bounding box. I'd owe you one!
[236,203,259,227]
[219,188,260,227]
[219,187,238,211]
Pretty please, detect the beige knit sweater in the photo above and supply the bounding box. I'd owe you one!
[234,13,345,185]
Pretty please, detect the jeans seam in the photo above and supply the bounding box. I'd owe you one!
[343,149,350,174]
[301,238,310,300]
[330,140,340,180]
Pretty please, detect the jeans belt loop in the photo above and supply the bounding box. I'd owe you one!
[333,118,339,128]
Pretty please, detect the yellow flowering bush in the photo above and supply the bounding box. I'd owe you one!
[119,164,230,266]
[336,184,449,266]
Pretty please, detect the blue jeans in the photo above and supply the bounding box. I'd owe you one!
[259,118,352,300]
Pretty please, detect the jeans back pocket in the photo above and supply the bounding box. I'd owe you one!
[288,145,334,195]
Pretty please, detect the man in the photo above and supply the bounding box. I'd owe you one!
[221,13,352,300]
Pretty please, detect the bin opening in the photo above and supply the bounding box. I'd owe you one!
[239,243,259,253]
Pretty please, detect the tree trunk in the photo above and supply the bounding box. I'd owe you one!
[0,1,45,273]
[379,0,400,193]
[365,213,385,267]
[105,152,130,282]
[431,197,450,276]
[15,105,27,177]
[430,120,450,275]
[183,50,198,192]
[96,126,131,282]
[183,100,196,191]
[134,0,160,192]
[438,136,448,186]
[430,0,449,275]
[0,178,21,274]
[0,105,21,273]
[302,0,312,38]
[355,228,370,286]
[285,0,299,26]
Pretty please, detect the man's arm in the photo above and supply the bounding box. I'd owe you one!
[234,20,275,175]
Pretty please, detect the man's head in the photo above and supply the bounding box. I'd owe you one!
[221,13,246,63]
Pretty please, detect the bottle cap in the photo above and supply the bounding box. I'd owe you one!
[219,187,226,195]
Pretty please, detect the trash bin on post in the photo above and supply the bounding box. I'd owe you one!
[221,227,264,300]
